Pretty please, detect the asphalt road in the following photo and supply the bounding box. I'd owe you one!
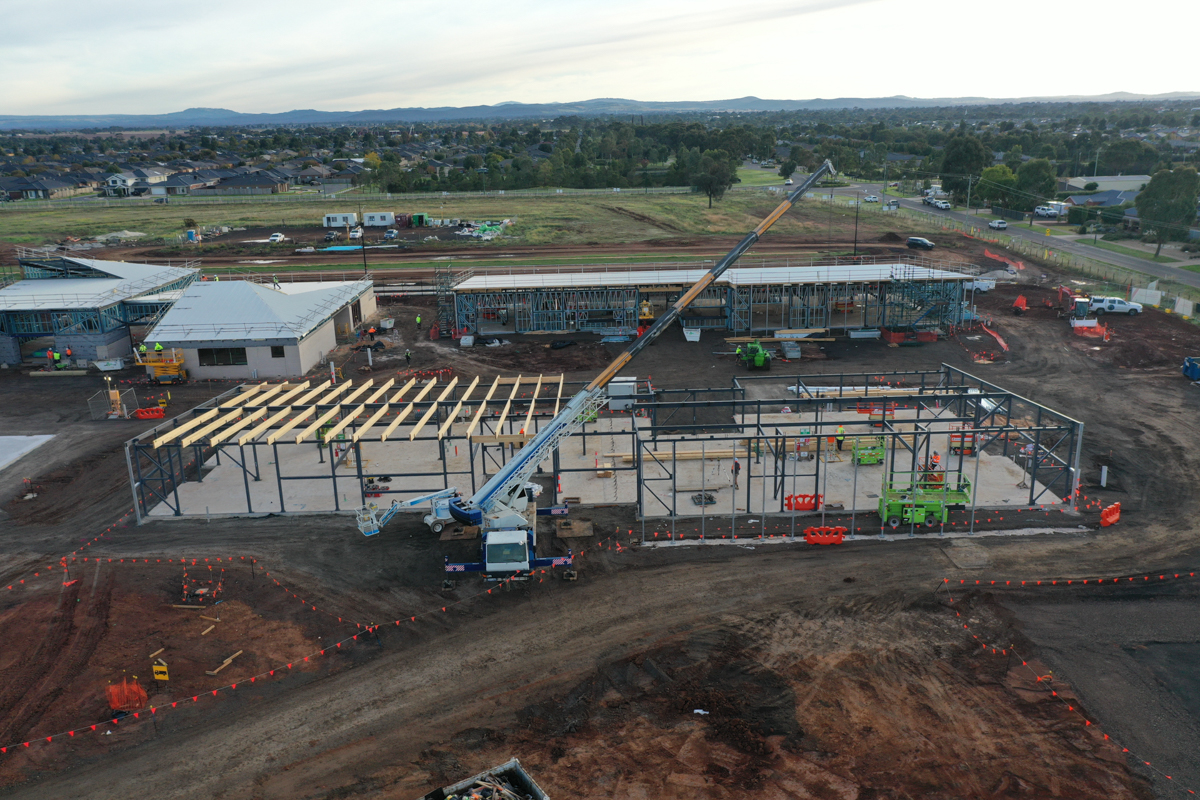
[843,179,1200,290]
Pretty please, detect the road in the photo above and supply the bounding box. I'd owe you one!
[842,179,1200,290]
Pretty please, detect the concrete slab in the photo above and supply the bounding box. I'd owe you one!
[0,434,54,473]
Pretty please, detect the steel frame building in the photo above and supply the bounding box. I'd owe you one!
[125,366,1081,539]
[450,254,979,337]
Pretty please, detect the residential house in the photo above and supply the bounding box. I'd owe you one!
[192,173,290,195]
[1065,175,1151,192]
[1064,190,1139,208]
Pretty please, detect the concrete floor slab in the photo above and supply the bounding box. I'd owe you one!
[0,434,54,473]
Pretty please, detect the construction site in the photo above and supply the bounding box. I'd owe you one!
[6,165,1200,800]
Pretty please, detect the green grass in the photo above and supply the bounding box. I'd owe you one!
[1081,239,1179,263]
[735,168,785,187]
[0,191,934,250]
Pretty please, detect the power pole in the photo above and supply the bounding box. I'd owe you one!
[853,191,860,256]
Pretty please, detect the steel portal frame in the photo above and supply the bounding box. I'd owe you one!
[125,366,1080,538]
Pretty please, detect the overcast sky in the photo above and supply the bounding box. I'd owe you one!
[1,0,1192,115]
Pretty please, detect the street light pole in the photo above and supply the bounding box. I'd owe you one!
[853,191,860,257]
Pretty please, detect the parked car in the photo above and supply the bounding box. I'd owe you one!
[988,219,1008,230]
[324,231,340,242]
[1034,205,1060,218]
[906,237,936,250]
[863,195,880,203]
[348,227,363,240]
[922,195,936,206]
[934,200,952,210]
[884,199,899,209]
[965,279,996,293]
[383,229,399,240]
[784,178,794,185]
[268,233,285,243]
[152,197,168,204]
[1089,296,1142,316]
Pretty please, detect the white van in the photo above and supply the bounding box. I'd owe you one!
[1089,296,1142,315]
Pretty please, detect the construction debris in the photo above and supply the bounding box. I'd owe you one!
[205,650,243,676]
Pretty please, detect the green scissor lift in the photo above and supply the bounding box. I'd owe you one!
[852,435,886,465]
[878,468,972,528]
[738,340,772,370]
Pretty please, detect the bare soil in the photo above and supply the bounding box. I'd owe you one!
[2,241,1200,798]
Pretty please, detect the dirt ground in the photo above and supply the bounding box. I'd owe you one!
[3,241,1200,798]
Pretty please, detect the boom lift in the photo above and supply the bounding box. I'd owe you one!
[444,161,837,580]
[357,487,460,536]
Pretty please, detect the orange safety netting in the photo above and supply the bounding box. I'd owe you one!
[106,677,148,712]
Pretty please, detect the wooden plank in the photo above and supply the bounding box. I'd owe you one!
[463,377,501,439]
[230,381,288,408]
[266,408,316,445]
[181,406,252,447]
[338,379,375,406]
[493,376,523,438]
[380,379,438,441]
[361,377,395,405]
[322,403,367,443]
[200,624,215,636]
[437,376,480,439]
[386,378,417,404]
[237,406,293,446]
[215,383,267,408]
[152,409,218,449]
[553,374,565,417]
[204,649,243,676]
[409,378,459,440]
[267,380,311,407]
[351,404,391,442]
[293,380,333,406]
[309,381,353,406]
[209,408,268,446]
[148,648,164,659]
[470,434,534,445]
[294,404,345,444]
[521,375,543,436]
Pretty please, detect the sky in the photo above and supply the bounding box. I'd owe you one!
[0,0,1193,115]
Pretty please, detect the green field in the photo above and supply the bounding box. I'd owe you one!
[0,190,937,252]
[1081,239,1179,263]
[735,168,785,187]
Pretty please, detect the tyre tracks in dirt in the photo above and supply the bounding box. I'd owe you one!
[0,561,112,747]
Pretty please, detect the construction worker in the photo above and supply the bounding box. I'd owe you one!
[272,274,280,289]
[64,346,73,359]
[52,349,62,369]
[154,342,164,352]
[213,275,219,281]
[46,349,55,370]
[731,458,741,489]
[836,425,846,451]
[735,345,742,358]
[368,326,376,341]
[415,314,422,330]
[404,349,412,366]
[139,342,147,354]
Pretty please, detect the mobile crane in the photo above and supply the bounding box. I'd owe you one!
[443,161,837,580]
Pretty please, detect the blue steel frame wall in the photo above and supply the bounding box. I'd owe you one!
[454,274,969,336]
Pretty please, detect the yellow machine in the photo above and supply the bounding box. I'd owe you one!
[639,300,655,322]
[135,347,188,385]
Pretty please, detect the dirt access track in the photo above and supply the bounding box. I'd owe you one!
[3,246,1200,798]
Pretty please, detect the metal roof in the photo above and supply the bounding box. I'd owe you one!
[454,263,973,292]
[146,279,371,345]
[0,257,197,310]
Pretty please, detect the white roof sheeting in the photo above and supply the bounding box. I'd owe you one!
[0,257,197,310]
[455,263,972,292]
[146,279,371,345]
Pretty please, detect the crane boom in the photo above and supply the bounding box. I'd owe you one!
[448,160,836,528]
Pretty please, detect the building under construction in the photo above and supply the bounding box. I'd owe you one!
[444,255,979,338]
[124,365,1082,539]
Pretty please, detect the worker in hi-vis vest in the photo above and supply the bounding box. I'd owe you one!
[836,425,846,451]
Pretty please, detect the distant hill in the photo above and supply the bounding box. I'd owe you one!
[3,92,1199,131]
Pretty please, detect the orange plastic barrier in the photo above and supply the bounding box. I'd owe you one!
[133,407,165,419]
[804,525,847,545]
[784,493,823,511]
[1100,502,1121,527]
